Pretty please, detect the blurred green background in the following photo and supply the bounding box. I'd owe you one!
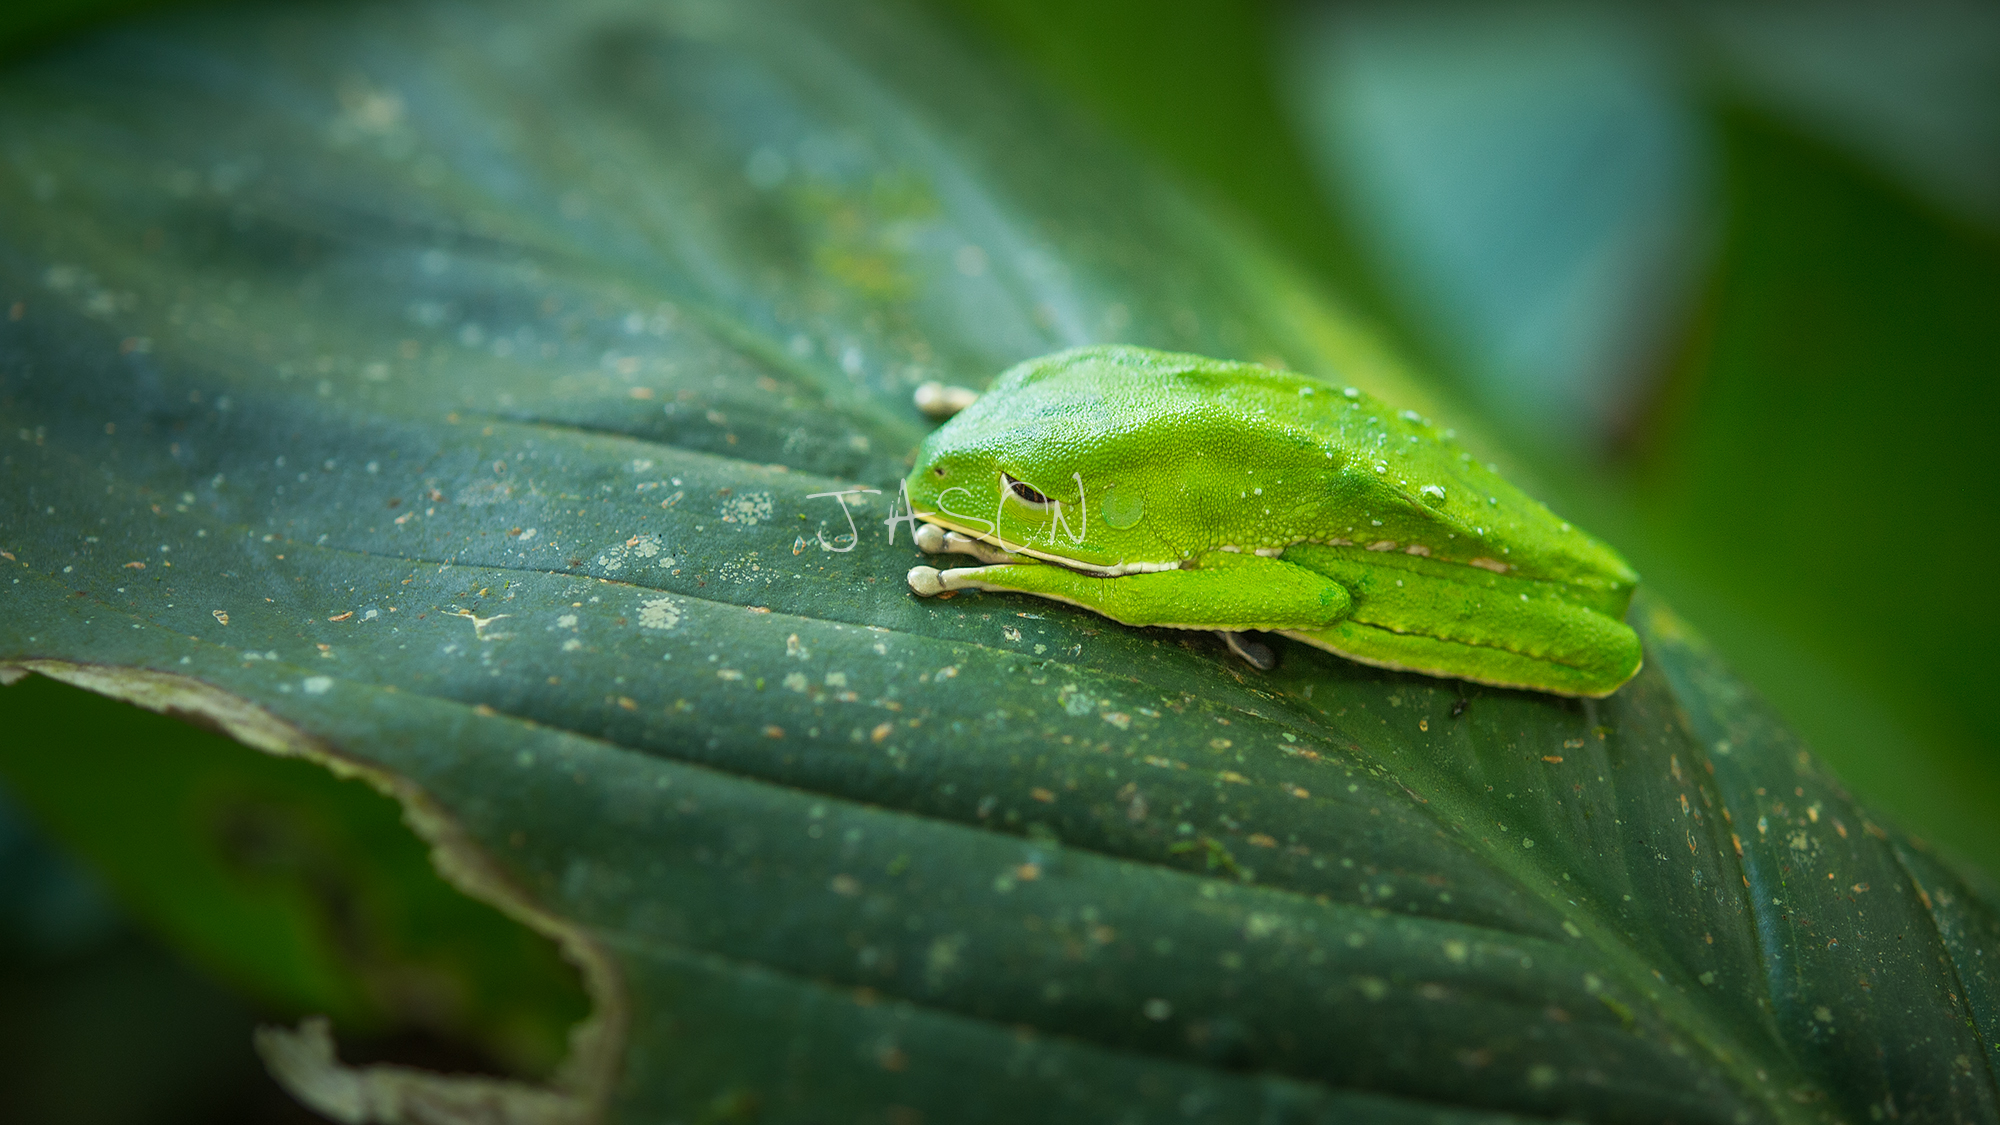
[3,0,1996,1120]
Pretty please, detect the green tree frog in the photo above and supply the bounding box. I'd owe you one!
[904,345,1642,697]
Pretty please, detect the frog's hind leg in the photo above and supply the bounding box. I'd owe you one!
[1281,620,1639,699]
[1217,631,1276,670]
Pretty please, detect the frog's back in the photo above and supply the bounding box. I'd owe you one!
[995,346,1636,602]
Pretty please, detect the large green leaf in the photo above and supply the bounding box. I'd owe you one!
[1,1,1995,1121]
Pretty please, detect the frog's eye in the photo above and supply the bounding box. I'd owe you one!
[1002,472,1052,507]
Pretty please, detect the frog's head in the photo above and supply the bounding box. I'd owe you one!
[906,346,1280,572]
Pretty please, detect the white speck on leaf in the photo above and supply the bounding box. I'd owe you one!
[638,597,682,631]
[719,491,774,525]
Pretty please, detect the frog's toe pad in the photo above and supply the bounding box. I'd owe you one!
[908,566,947,597]
[914,381,980,418]
[914,523,951,554]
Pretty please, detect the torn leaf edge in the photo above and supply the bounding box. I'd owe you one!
[1,660,625,1125]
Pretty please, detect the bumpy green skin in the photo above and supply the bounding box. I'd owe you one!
[905,346,1642,697]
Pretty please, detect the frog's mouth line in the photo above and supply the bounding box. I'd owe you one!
[913,514,1184,578]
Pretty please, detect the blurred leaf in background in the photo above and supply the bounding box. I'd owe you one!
[1698,0,2000,232]
[0,721,309,1125]
[0,775,119,960]
[934,0,2000,881]
[1282,1,1711,449]
[0,0,174,61]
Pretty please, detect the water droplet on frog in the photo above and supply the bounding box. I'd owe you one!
[1102,487,1145,530]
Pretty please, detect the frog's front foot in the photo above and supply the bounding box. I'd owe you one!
[1217,631,1277,671]
[908,565,948,597]
[914,522,1020,565]
[912,522,951,554]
